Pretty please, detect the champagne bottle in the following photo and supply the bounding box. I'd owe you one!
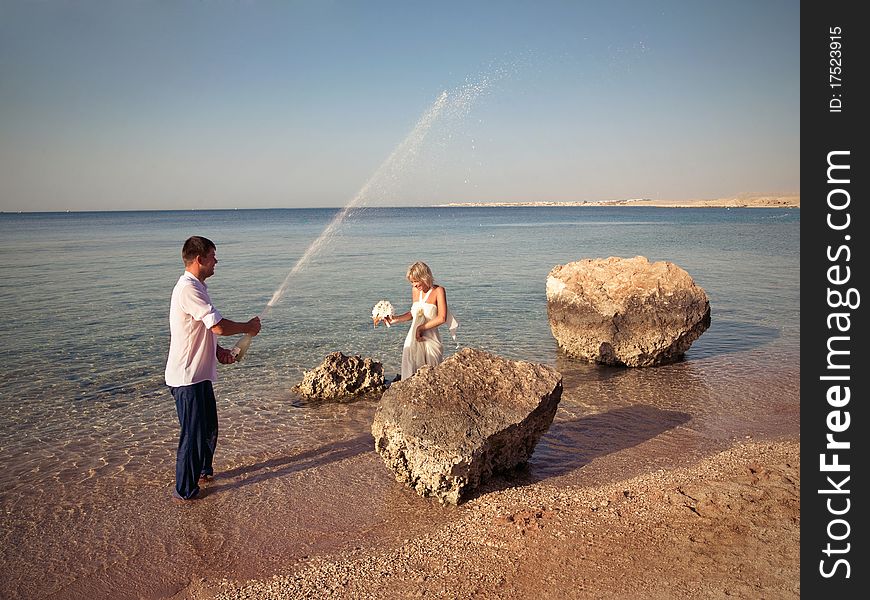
[231,333,254,362]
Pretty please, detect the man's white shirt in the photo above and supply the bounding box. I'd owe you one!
[165,272,223,387]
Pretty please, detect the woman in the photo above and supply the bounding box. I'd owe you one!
[385,261,458,380]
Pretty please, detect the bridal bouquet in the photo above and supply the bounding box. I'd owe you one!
[371,300,394,328]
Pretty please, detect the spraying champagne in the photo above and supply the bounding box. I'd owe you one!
[229,82,494,363]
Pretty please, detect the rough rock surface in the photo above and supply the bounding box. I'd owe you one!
[547,256,711,366]
[292,352,386,400]
[372,348,562,505]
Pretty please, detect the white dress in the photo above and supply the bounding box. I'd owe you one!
[401,287,458,380]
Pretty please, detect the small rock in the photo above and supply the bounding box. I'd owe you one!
[293,351,386,400]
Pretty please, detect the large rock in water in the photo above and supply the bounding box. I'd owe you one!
[292,352,386,400]
[546,256,711,367]
[372,348,562,505]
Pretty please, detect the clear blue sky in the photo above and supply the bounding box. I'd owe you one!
[0,1,799,211]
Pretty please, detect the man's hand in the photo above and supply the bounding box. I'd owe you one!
[217,346,237,364]
[248,317,262,336]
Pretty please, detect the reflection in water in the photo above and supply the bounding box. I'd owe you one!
[689,319,781,359]
[515,355,714,487]
[554,351,713,415]
[533,405,691,478]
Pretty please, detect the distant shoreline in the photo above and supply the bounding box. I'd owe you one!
[1,195,800,214]
[435,194,800,209]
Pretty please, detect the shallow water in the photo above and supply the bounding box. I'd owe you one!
[0,207,799,599]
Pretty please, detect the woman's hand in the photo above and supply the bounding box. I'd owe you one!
[415,326,427,342]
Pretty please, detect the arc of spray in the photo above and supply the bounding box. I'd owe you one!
[259,90,450,320]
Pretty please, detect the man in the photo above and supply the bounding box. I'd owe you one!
[164,236,261,501]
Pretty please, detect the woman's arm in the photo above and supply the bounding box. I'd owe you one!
[387,311,412,324]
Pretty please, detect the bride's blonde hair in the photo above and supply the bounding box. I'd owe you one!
[406,261,434,287]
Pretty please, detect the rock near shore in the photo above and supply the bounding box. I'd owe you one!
[372,348,562,505]
[547,256,710,366]
[292,351,386,400]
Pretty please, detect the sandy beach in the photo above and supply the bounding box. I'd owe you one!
[175,438,800,600]
[437,193,800,209]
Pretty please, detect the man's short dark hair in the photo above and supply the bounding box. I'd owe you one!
[182,236,216,265]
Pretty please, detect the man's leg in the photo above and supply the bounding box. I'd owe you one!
[171,384,203,499]
[200,381,218,479]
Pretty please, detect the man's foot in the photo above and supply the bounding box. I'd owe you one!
[198,474,214,483]
[172,488,200,503]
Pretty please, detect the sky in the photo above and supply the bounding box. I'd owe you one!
[0,1,800,211]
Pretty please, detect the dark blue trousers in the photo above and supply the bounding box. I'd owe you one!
[170,381,218,499]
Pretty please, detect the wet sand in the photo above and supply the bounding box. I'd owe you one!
[168,351,800,600]
[186,439,799,600]
[1,346,799,600]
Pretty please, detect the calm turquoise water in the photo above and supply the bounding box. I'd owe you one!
[0,207,799,598]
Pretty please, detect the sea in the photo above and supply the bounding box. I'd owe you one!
[0,206,799,599]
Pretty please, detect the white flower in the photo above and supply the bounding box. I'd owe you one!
[371,300,394,327]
